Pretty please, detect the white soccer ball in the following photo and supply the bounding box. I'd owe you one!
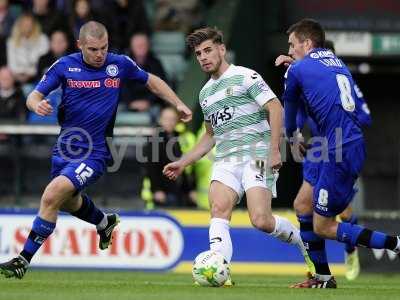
[192,250,230,287]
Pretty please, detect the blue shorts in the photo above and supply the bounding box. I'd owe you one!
[51,154,107,192]
[313,140,366,217]
[302,157,321,187]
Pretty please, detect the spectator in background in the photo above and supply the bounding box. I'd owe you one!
[69,0,94,40]
[36,30,70,80]
[0,0,18,66]
[29,29,69,124]
[154,0,203,32]
[7,13,49,84]
[0,0,17,38]
[69,0,117,50]
[120,32,167,122]
[110,0,151,51]
[0,66,25,121]
[142,107,196,208]
[32,0,69,36]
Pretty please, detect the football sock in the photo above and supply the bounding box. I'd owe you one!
[270,215,302,246]
[297,214,331,275]
[337,222,398,250]
[71,194,107,229]
[341,214,358,253]
[209,218,232,263]
[20,216,56,263]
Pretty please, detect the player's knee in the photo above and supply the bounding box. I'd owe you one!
[250,214,274,232]
[210,201,230,219]
[313,221,333,239]
[293,196,313,215]
[41,191,60,210]
[42,181,72,210]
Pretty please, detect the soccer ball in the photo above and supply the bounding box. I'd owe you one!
[192,250,230,287]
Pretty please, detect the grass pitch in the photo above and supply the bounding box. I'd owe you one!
[0,271,398,300]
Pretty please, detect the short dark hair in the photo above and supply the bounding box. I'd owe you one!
[186,27,224,49]
[286,18,325,48]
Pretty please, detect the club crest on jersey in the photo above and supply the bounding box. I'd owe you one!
[106,64,119,77]
[225,87,234,97]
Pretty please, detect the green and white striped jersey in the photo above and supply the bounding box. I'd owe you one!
[199,65,277,161]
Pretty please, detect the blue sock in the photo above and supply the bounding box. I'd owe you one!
[341,214,358,253]
[71,194,105,225]
[20,216,55,263]
[297,214,331,275]
[337,222,398,250]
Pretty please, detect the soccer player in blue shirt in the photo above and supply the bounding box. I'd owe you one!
[0,21,192,279]
[281,19,399,288]
[277,39,372,282]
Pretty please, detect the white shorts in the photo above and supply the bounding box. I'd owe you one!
[211,159,278,201]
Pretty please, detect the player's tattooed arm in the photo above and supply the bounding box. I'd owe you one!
[26,90,53,116]
[264,98,283,170]
[146,73,192,122]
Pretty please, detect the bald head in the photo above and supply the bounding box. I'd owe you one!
[79,21,108,43]
[77,21,109,68]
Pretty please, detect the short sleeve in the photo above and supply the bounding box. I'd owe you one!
[245,71,277,107]
[35,59,64,96]
[121,55,149,84]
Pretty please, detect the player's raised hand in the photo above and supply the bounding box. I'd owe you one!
[275,55,294,67]
[269,149,282,171]
[35,99,53,116]
[163,161,185,181]
[176,103,192,122]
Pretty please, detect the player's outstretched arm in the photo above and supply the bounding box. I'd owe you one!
[26,90,53,116]
[146,73,192,122]
[264,98,283,170]
[163,122,215,181]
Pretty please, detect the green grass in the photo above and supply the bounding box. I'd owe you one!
[0,271,399,300]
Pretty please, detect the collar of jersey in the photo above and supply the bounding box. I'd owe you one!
[307,47,327,57]
[210,64,234,83]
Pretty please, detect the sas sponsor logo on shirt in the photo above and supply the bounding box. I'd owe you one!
[209,107,234,127]
[67,78,120,88]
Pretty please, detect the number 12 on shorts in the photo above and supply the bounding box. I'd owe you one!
[75,163,94,185]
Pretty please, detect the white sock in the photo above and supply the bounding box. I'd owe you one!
[393,236,400,254]
[209,218,232,263]
[270,215,306,254]
[96,213,108,230]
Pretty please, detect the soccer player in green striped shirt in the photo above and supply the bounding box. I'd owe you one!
[163,27,314,284]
